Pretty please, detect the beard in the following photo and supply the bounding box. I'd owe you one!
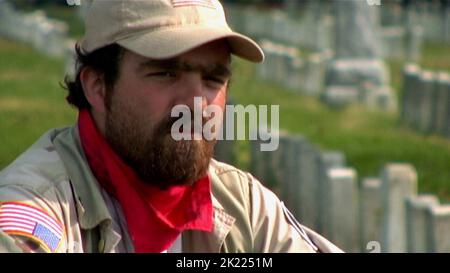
[104,101,217,189]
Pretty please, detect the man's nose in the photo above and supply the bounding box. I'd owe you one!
[175,73,208,111]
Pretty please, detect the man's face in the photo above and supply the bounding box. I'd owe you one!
[103,40,231,188]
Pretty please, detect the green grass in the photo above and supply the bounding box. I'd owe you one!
[0,3,82,168]
[0,39,76,168]
[420,42,450,73]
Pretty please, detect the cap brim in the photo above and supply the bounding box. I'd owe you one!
[116,27,264,63]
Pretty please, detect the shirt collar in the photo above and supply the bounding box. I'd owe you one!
[53,126,112,229]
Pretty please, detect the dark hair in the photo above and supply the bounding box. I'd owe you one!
[64,43,125,109]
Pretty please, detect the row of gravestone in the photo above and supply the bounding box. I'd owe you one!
[73,0,443,48]
[322,58,397,111]
[380,25,423,62]
[380,0,450,44]
[225,4,333,54]
[256,40,330,97]
[214,134,450,253]
[401,64,450,138]
[410,4,450,44]
[281,0,450,46]
[0,1,76,77]
[256,39,397,111]
[223,3,422,62]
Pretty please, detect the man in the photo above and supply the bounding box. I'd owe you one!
[0,0,341,253]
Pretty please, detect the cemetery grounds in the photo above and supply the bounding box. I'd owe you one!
[0,4,450,203]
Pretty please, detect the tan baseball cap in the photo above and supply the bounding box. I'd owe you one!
[81,0,264,63]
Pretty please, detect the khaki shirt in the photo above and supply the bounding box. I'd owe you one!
[0,127,342,253]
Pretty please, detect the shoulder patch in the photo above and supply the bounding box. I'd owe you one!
[0,202,64,252]
[281,202,319,252]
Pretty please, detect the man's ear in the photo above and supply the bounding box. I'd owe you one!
[80,67,107,114]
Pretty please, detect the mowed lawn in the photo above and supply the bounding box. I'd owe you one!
[0,38,76,168]
[0,33,449,201]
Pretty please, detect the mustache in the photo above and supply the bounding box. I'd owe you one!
[157,112,213,135]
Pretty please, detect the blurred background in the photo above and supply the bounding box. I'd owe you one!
[0,0,449,253]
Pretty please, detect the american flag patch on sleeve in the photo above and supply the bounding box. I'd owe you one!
[171,0,216,9]
[0,202,64,252]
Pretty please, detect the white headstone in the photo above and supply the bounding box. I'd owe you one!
[326,59,389,87]
[401,64,421,126]
[0,1,15,38]
[417,71,435,134]
[445,6,450,43]
[405,195,439,253]
[381,26,406,60]
[433,73,450,136]
[380,163,418,253]
[64,39,77,79]
[317,151,346,234]
[446,80,450,139]
[334,0,381,59]
[304,54,325,96]
[296,141,321,229]
[28,11,47,50]
[285,56,304,92]
[46,21,68,57]
[249,138,265,183]
[360,177,382,253]
[426,204,450,253]
[245,8,262,39]
[323,168,359,252]
[278,134,306,214]
[258,40,276,81]
[252,129,284,192]
[405,25,423,62]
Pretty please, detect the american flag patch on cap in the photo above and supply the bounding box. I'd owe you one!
[171,0,216,9]
[0,202,63,252]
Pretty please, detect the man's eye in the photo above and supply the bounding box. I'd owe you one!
[204,76,225,84]
[148,71,177,78]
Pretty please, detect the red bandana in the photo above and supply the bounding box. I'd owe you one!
[77,110,213,252]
